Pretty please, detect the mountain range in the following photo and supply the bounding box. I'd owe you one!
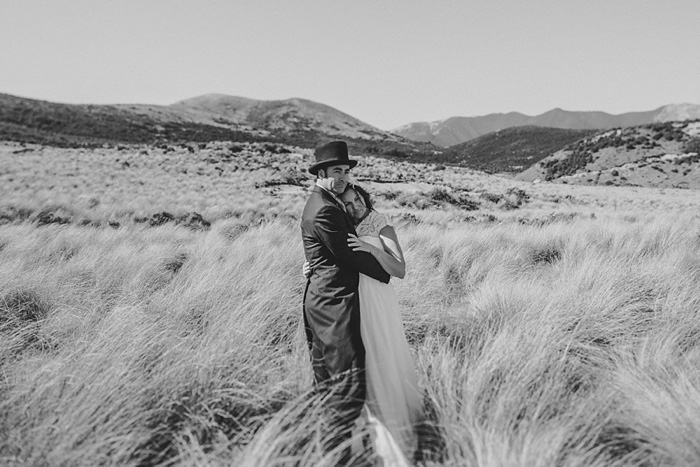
[392,104,700,147]
[2,92,700,189]
[4,92,700,155]
[0,92,409,150]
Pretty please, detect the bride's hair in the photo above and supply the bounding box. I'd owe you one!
[346,183,373,211]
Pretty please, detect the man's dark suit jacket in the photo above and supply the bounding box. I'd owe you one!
[301,185,390,382]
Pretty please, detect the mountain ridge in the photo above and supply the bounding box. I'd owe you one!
[0,92,410,150]
[392,104,700,147]
[170,93,399,141]
[4,91,700,189]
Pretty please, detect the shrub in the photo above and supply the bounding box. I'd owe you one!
[382,148,409,158]
[683,137,700,155]
[0,289,50,324]
[35,208,73,226]
[380,190,398,201]
[506,187,530,205]
[426,188,479,211]
[429,188,454,204]
[531,246,562,265]
[479,192,503,204]
[0,206,34,225]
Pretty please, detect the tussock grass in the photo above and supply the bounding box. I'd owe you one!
[394,214,700,465]
[6,141,700,232]
[0,222,310,465]
[4,142,700,464]
[1,213,700,465]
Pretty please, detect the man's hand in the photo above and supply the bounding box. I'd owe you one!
[302,260,313,279]
[348,234,380,257]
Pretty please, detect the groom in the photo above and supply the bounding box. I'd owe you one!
[301,141,390,457]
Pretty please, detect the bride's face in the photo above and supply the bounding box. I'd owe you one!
[340,188,367,222]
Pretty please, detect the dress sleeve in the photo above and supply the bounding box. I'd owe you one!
[356,211,389,237]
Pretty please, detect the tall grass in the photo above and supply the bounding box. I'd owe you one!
[402,214,700,466]
[2,211,700,465]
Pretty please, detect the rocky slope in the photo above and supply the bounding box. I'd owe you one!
[516,120,700,189]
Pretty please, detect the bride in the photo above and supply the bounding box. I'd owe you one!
[339,183,425,463]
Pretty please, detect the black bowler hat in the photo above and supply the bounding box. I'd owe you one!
[308,141,358,175]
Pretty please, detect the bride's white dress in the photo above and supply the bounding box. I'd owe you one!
[356,211,424,462]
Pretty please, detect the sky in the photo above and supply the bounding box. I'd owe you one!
[1,0,699,130]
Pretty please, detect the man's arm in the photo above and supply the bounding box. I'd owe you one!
[347,225,406,279]
[314,205,390,284]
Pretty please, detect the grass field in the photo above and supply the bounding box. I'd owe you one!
[2,141,700,465]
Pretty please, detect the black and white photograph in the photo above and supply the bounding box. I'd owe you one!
[2,1,700,465]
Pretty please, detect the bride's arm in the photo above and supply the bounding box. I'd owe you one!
[378,225,406,279]
[348,226,406,279]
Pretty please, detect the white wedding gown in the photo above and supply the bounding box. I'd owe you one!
[356,211,424,463]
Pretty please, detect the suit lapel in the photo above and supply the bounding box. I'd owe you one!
[313,185,344,211]
[312,185,357,234]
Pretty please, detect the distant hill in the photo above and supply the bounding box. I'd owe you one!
[516,120,700,189]
[392,104,700,147]
[0,93,267,147]
[443,126,597,174]
[8,91,700,187]
[171,94,402,142]
[0,93,412,151]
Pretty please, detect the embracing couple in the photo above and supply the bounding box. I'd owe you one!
[301,141,424,465]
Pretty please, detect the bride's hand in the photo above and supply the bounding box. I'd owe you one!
[348,234,379,256]
[302,260,312,279]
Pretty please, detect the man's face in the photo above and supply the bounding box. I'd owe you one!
[340,188,367,223]
[319,164,350,194]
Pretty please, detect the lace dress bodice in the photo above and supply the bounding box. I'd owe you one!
[356,210,390,239]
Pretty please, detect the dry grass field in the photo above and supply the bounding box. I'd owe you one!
[2,140,700,465]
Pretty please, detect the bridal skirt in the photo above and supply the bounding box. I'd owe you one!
[358,270,423,460]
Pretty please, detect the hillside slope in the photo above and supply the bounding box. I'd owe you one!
[516,120,700,189]
[444,126,596,173]
[0,93,267,147]
[172,94,402,142]
[0,93,412,151]
[393,104,700,147]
